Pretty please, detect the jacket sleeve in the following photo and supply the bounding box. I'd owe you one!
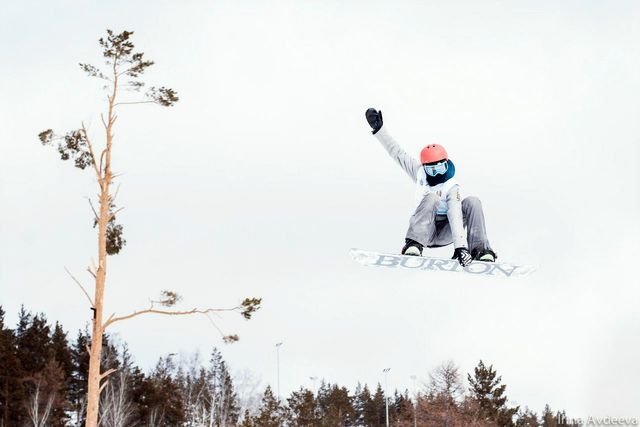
[374,127,421,182]
[445,185,468,249]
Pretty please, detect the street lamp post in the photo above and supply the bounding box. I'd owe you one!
[275,342,283,400]
[309,376,318,394]
[383,368,390,427]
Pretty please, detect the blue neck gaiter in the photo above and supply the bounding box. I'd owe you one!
[425,160,456,186]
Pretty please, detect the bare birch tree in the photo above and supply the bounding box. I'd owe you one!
[38,29,261,427]
[417,360,465,426]
[427,360,464,402]
[25,359,65,427]
[175,353,206,426]
[26,379,54,427]
[176,349,241,427]
[98,369,133,427]
[233,369,262,420]
[147,406,165,427]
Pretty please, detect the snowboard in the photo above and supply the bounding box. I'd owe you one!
[350,248,535,277]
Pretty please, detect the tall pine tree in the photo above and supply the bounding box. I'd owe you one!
[15,310,51,375]
[252,386,285,427]
[0,306,27,427]
[316,384,354,426]
[367,383,387,427]
[208,347,240,426]
[515,406,540,426]
[468,360,518,426]
[287,387,317,426]
[48,322,73,426]
[391,389,415,426]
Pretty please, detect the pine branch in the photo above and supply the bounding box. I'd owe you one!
[109,207,125,222]
[113,101,156,106]
[111,184,122,203]
[86,198,99,223]
[65,267,95,306]
[100,368,118,380]
[90,259,98,277]
[99,149,107,177]
[101,113,108,132]
[99,379,109,395]
[81,123,102,182]
[204,312,228,338]
[103,305,242,329]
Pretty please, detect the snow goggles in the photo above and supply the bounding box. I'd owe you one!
[423,160,448,177]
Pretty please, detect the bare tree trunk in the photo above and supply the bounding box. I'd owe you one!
[148,406,165,427]
[85,183,109,427]
[74,398,87,427]
[27,379,55,427]
[86,74,116,427]
[100,370,134,427]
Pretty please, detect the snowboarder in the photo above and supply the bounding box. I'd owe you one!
[365,108,497,266]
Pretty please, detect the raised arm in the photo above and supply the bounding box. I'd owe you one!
[366,108,421,181]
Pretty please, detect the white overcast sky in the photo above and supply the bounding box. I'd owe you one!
[1,0,639,418]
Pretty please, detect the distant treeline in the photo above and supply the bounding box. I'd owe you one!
[0,305,577,426]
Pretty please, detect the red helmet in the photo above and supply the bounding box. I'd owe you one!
[420,144,448,164]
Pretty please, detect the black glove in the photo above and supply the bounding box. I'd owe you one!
[365,108,383,134]
[452,247,473,267]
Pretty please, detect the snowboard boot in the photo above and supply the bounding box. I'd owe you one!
[473,248,497,262]
[401,239,423,256]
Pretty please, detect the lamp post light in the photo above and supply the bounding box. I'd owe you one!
[383,368,390,427]
[276,342,283,400]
